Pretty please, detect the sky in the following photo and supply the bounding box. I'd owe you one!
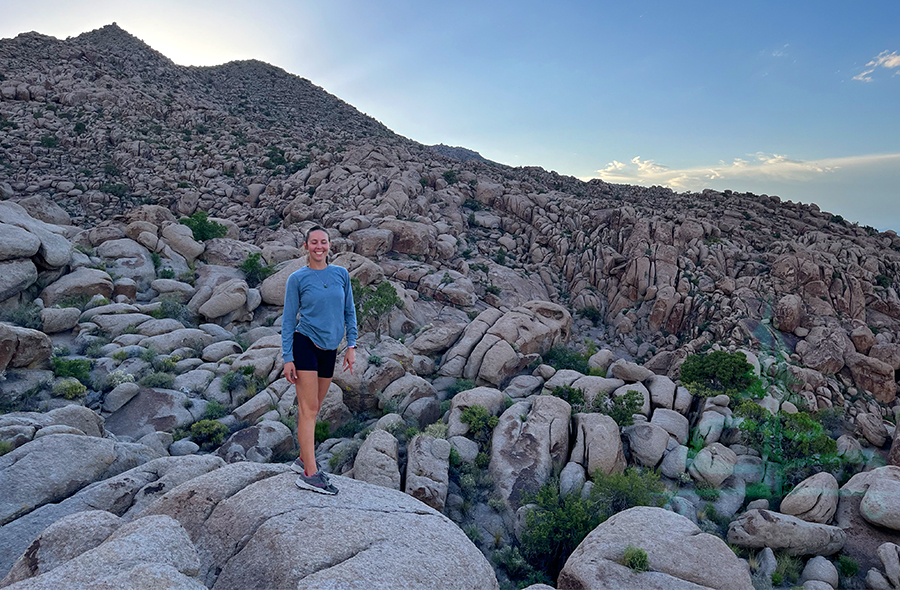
[2,0,899,230]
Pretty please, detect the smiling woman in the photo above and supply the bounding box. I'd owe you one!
[280,225,357,495]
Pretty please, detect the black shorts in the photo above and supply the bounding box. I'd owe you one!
[292,332,337,379]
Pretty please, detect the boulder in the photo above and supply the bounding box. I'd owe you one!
[569,413,625,476]
[404,435,451,511]
[258,257,306,305]
[689,443,737,488]
[0,260,38,301]
[446,387,506,438]
[650,408,689,445]
[96,238,156,291]
[138,329,214,354]
[353,429,401,490]
[607,359,654,382]
[0,434,161,526]
[0,514,202,589]
[558,506,753,590]
[144,463,499,589]
[216,420,293,464]
[490,396,570,507]
[377,219,435,255]
[0,223,41,261]
[845,351,897,404]
[859,466,900,531]
[202,238,261,267]
[39,307,81,334]
[0,324,52,371]
[0,201,72,268]
[39,267,113,306]
[800,555,839,589]
[727,509,846,555]
[348,227,393,257]
[623,422,669,468]
[198,278,249,320]
[780,472,840,524]
[104,388,198,440]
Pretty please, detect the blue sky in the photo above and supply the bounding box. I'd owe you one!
[2,0,899,230]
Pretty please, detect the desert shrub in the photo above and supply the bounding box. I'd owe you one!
[315,420,330,443]
[368,354,382,366]
[53,378,86,399]
[99,183,127,197]
[352,278,403,338]
[0,302,42,329]
[150,295,193,325]
[875,274,891,288]
[40,135,58,148]
[492,546,551,587]
[139,372,175,389]
[622,545,649,572]
[577,306,603,326]
[542,346,591,374]
[680,350,757,398]
[83,338,109,358]
[51,357,92,387]
[519,480,604,579]
[442,170,459,185]
[550,385,584,406]
[597,390,644,427]
[423,422,449,439]
[494,248,507,264]
[111,349,128,362]
[154,356,178,373]
[56,293,91,309]
[771,551,801,586]
[0,440,13,456]
[519,468,665,581]
[591,467,666,516]
[695,480,720,501]
[460,404,498,446]
[239,252,275,287]
[157,268,175,279]
[73,121,86,135]
[179,211,227,241]
[836,554,858,579]
[447,379,476,396]
[190,419,228,448]
[203,400,228,420]
[221,368,267,397]
[105,369,135,389]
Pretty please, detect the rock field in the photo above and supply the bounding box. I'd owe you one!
[1,23,900,590]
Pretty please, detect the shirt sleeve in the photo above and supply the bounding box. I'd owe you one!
[343,269,358,348]
[282,273,300,362]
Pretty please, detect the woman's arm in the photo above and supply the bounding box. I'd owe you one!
[282,273,300,363]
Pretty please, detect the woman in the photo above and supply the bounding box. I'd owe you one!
[281,225,357,495]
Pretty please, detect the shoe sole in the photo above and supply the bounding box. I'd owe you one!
[295,476,338,495]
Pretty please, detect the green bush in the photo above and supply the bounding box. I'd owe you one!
[73,121,86,135]
[622,545,649,572]
[550,385,584,406]
[598,390,644,428]
[315,420,330,443]
[442,170,459,185]
[40,135,58,148]
[0,440,13,456]
[460,404,498,445]
[56,294,92,309]
[51,357,92,387]
[203,400,228,420]
[680,350,756,398]
[190,419,228,448]
[352,279,403,338]
[485,284,501,295]
[771,551,801,586]
[577,306,604,326]
[542,346,591,374]
[150,295,193,324]
[447,379,476,396]
[836,554,858,579]
[99,183,127,197]
[139,372,175,389]
[157,268,175,279]
[491,546,551,587]
[0,302,42,329]
[179,211,227,241]
[239,252,275,287]
[494,248,507,264]
[519,468,665,580]
[53,378,87,399]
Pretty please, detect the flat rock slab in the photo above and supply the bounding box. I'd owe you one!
[145,462,499,590]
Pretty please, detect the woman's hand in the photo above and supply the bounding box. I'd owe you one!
[343,348,355,375]
[283,361,297,384]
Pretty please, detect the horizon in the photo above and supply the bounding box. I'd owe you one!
[1,0,898,231]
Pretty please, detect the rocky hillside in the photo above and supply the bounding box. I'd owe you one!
[1,23,900,590]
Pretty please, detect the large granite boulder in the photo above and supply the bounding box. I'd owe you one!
[404,434,451,511]
[353,429,401,490]
[490,396,570,507]
[558,506,753,590]
[143,463,499,589]
[780,472,840,524]
[570,413,625,476]
[0,434,162,527]
[0,323,52,372]
[0,455,224,578]
[39,267,113,307]
[727,509,846,556]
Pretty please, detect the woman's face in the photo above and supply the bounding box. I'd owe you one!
[305,229,331,265]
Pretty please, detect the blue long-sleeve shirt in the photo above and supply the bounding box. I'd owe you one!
[281,265,358,362]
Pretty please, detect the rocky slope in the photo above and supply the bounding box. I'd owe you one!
[1,23,900,590]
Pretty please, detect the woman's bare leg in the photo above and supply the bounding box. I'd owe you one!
[295,372,335,476]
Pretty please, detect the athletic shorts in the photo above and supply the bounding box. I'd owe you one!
[292,332,337,379]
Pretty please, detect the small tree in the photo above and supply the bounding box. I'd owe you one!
[351,278,402,339]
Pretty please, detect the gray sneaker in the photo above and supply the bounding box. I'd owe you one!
[295,471,338,495]
[289,457,304,474]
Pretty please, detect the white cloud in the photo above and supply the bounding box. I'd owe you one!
[853,50,900,82]
[586,152,900,191]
